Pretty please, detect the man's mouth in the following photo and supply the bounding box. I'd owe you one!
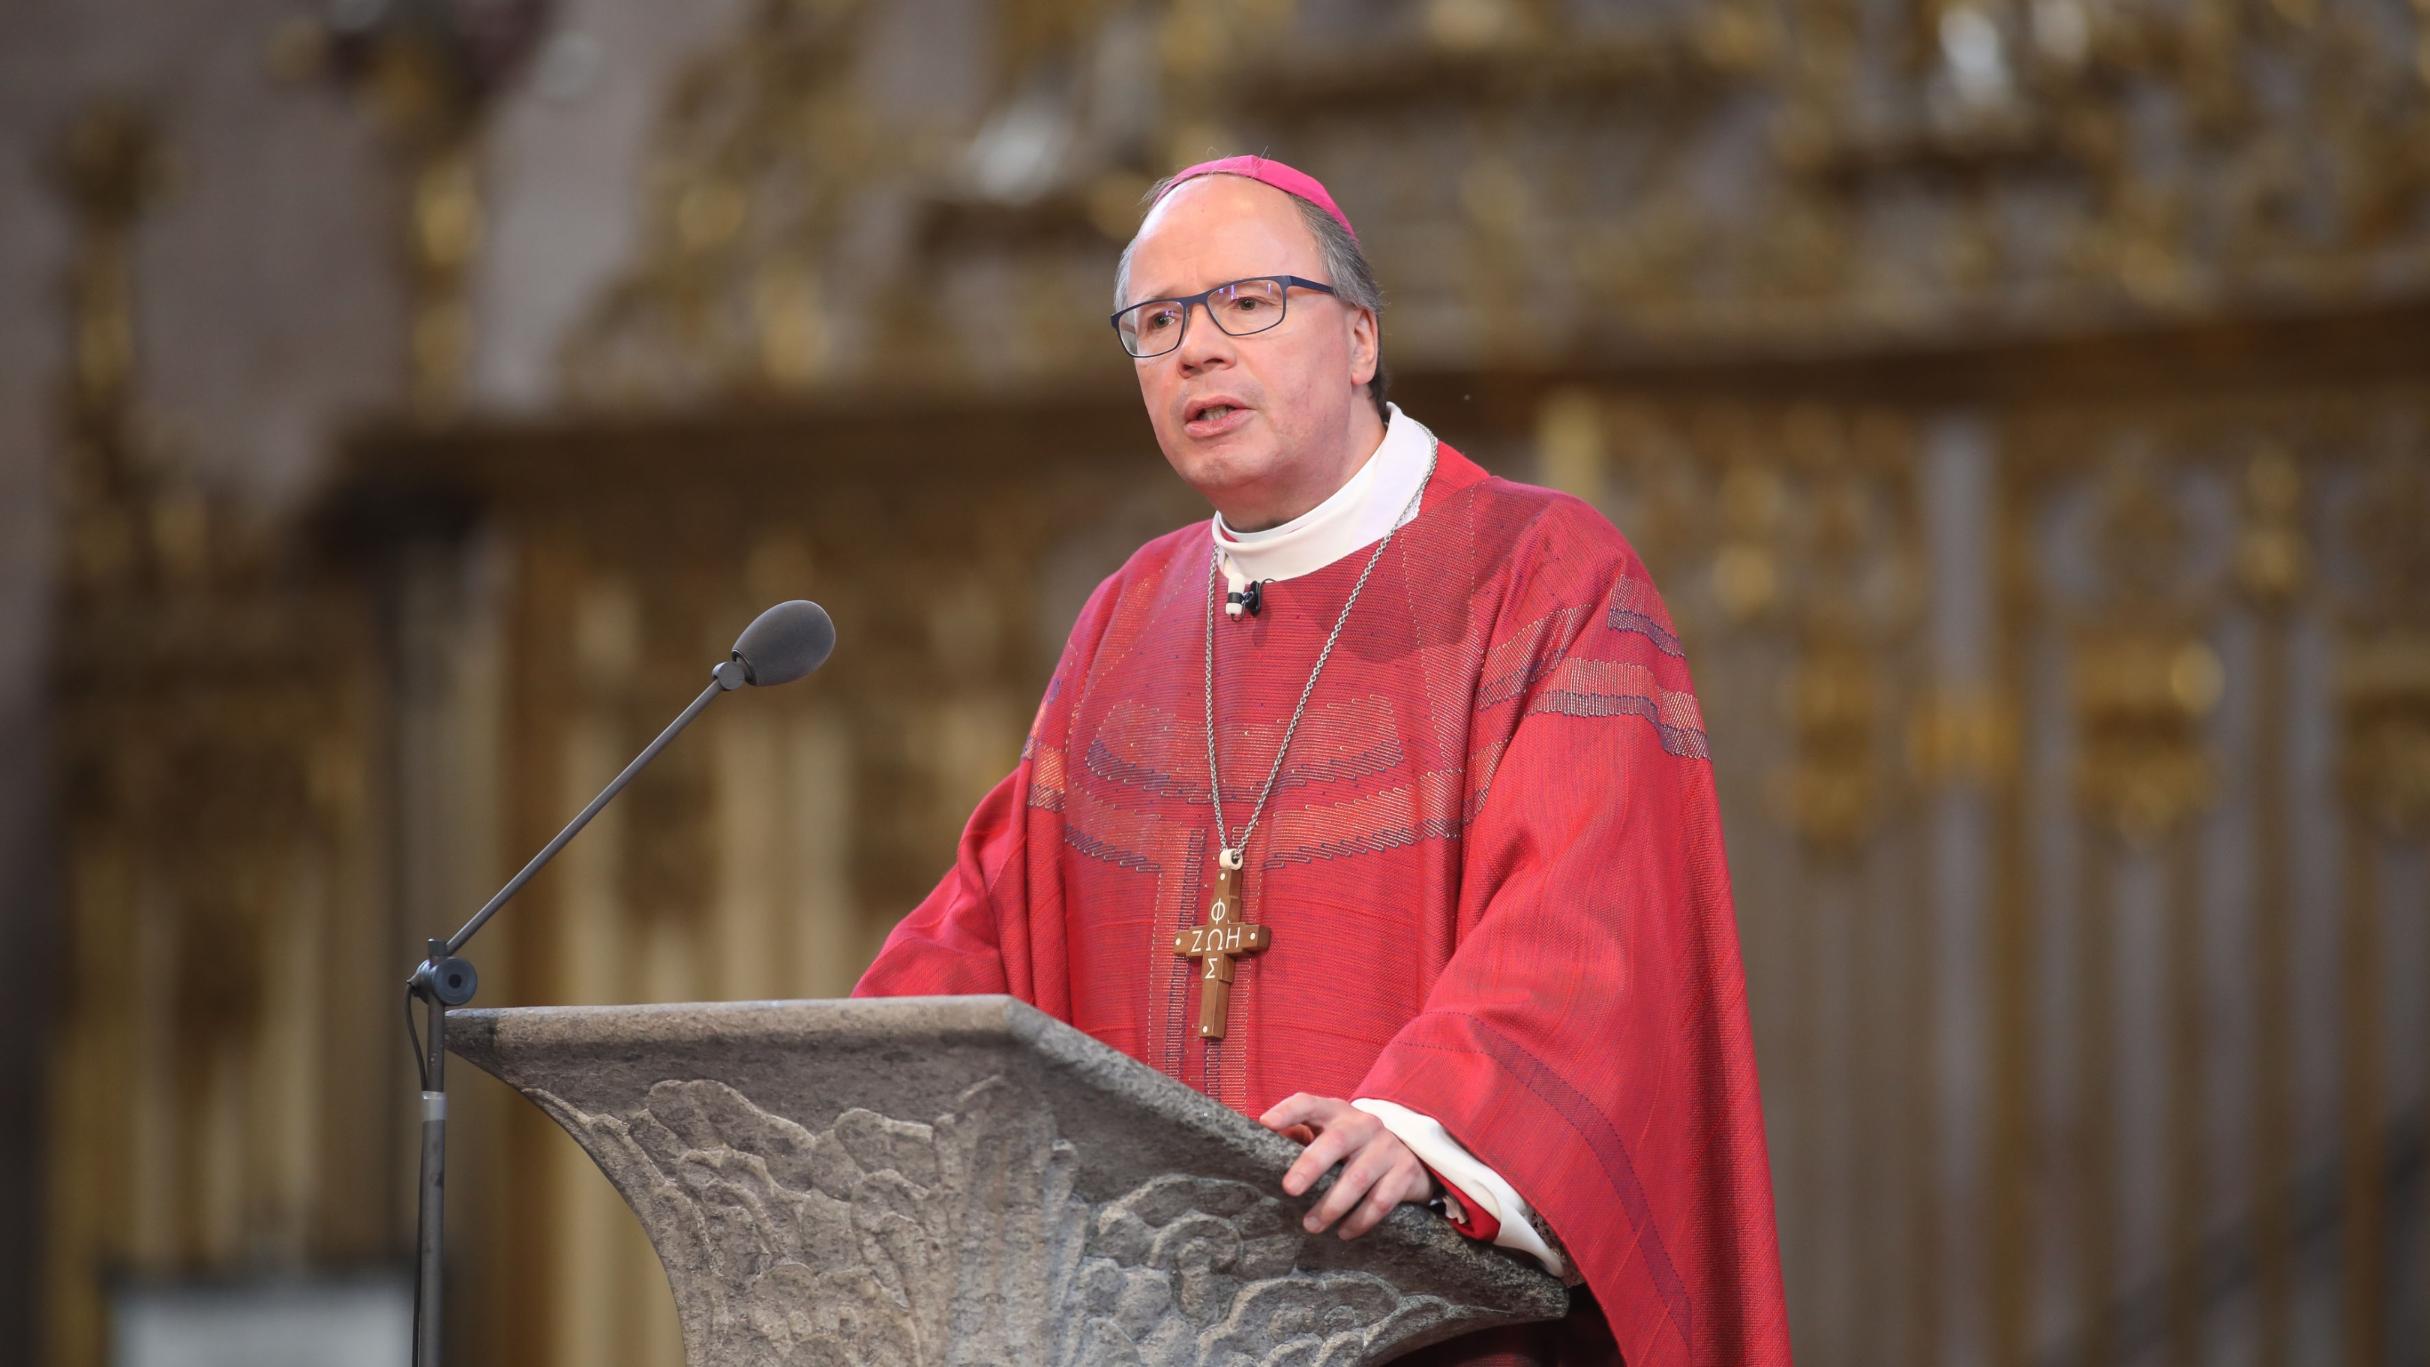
[1184,398,1252,436]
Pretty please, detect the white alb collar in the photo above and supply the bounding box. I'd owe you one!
[1212,403,1435,593]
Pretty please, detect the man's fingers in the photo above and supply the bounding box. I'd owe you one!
[1281,1123,1364,1197]
[1263,1095,1436,1240]
[1258,1092,1340,1133]
[1337,1159,1417,1239]
[1306,1142,1399,1233]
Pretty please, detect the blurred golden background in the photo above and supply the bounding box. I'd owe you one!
[3,1,2427,1364]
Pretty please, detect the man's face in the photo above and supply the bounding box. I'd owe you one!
[1120,176,1378,528]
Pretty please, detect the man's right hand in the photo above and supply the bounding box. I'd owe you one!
[1258,1092,1440,1241]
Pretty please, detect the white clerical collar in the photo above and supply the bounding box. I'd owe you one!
[1212,403,1435,592]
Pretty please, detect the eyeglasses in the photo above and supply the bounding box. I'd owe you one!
[1109,275,1337,358]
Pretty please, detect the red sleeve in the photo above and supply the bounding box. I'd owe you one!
[850,762,1027,999]
[852,572,1125,1006]
[1355,505,1791,1366]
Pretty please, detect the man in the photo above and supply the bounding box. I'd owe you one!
[855,156,1790,1365]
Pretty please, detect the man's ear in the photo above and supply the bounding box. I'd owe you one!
[1348,306,1379,388]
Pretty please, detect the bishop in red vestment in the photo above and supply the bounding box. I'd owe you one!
[855,157,1790,1366]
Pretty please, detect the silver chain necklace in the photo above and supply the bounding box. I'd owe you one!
[1203,439,1439,870]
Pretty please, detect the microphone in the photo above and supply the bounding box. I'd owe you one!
[1225,581,1264,619]
[727,599,836,687]
[404,599,834,1367]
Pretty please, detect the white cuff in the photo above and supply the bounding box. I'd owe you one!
[1352,1098,1566,1277]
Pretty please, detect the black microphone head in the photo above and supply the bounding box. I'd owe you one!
[731,600,835,686]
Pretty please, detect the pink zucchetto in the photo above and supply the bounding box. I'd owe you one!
[1153,155,1359,243]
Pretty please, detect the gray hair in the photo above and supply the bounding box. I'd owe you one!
[1115,174,1390,421]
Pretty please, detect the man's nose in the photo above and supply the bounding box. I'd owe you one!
[1173,305,1237,373]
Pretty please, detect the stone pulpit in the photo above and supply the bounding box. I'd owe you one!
[448,996,1567,1365]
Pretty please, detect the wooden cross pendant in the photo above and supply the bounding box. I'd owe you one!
[1173,847,1270,1039]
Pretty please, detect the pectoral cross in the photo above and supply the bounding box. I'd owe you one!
[1173,847,1270,1039]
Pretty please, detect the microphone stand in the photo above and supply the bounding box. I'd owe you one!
[406,655,750,1367]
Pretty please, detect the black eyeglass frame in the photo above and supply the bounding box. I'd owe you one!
[1109,274,1339,358]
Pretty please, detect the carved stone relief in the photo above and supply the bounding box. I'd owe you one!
[454,997,1565,1366]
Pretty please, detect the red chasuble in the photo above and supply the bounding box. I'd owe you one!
[855,445,1791,1365]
